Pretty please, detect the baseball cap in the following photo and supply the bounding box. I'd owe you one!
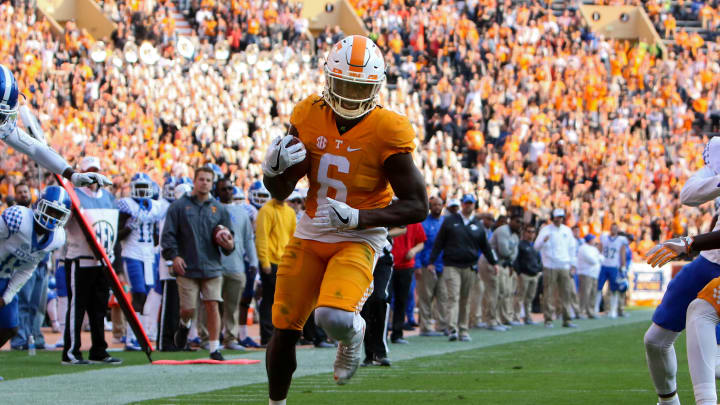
[552,208,565,218]
[79,156,101,172]
[584,234,596,243]
[461,194,476,204]
[448,199,460,208]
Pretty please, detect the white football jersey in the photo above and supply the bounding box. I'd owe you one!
[600,234,628,268]
[117,197,163,262]
[0,206,66,303]
[0,205,66,278]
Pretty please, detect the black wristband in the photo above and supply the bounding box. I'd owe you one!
[62,167,74,180]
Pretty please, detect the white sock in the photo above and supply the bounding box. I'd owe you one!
[57,296,68,331]
[144,290,161,338]
[687,299,719,405]
[126,313,140,343]
[594,292,601,314]
[189,322,198,340]
[47,298,57,324]
[239,325,248,340]
[644,323,680,397]
[610,293,619,317]
[209,340,219,353]
[269,400,286,405]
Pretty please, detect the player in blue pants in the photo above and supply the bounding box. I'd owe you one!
[644,137,720,405]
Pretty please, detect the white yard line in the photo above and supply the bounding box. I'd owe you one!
[1,311,651,405]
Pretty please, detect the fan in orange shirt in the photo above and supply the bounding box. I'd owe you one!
[261,35,428,403]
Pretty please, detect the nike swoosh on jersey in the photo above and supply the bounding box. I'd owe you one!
[347,146,361,152]
[331,206,349,224]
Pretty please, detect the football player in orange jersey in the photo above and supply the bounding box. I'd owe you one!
[261,35,428,404]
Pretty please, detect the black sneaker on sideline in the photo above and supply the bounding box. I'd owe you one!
[374,356,391,367]
[88,356,123,365]
[314,341,335,348]
[210,350,225,361]
[360,358,373,367]
[174,324,190,349]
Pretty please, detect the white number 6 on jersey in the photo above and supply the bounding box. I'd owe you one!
[316,153,349,203]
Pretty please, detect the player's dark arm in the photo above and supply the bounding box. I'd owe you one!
[264,125,299,201]
[153,222,159,247]
[690,230,720,252]
[710,214,718,233]
[117,212,132,241]
[357,153,428,228]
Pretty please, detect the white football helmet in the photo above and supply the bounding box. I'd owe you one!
[323,35,385,119]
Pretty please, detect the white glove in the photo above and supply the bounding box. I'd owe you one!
[646,236,693,267]
[312,197,359,231]
[262,135,307,177]
[71,172,112,187]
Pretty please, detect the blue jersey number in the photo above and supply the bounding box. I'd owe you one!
[138,222,153,243]
[0,254,21,277]
[603,247,617,260]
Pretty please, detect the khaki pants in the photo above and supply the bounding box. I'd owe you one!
[443,265,474,336]
[515,273,539,322]
[499,269,517,324]
[468,269,484,326]
[569,274,580,318]
[416,266,448,333]
[111,305,126,339]
[542,268,573,323]
[479,260,501,327]
[220,272,246,345]
[578,275,598,318]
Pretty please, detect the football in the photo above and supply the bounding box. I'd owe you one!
[212,224,233,247]
[280,136,310,184]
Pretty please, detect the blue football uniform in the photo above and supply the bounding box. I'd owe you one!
[598,234,628,292]
[117,198,162,294]
[653,165,720,333]
[0,206,65,328]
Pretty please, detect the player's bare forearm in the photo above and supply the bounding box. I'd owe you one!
[358,153,428,228]
[691,230,720,252]
[263,175,296,201]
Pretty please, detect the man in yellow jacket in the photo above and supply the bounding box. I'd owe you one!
[256,197,296,346]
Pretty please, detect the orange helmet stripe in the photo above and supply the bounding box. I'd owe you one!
[348,36,366,73]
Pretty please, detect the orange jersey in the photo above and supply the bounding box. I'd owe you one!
[290,95,416,252]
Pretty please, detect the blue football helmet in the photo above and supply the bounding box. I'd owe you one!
[34,185,72,231]
[0,64,19,133]
[130,173,154,200]
[232,186,244,202]
[151,181,160,200]
[163,175,177,201]
[248,180,270,209]
[205,163,224,182]
[177,176,193,187]
[616,270,629,293]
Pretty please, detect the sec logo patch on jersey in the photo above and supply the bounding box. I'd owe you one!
[316,136,327,150]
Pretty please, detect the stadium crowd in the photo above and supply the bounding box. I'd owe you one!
[0,0,719,362]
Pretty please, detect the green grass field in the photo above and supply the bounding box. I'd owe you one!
[2,312,700,405]
[135,320,693,405]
